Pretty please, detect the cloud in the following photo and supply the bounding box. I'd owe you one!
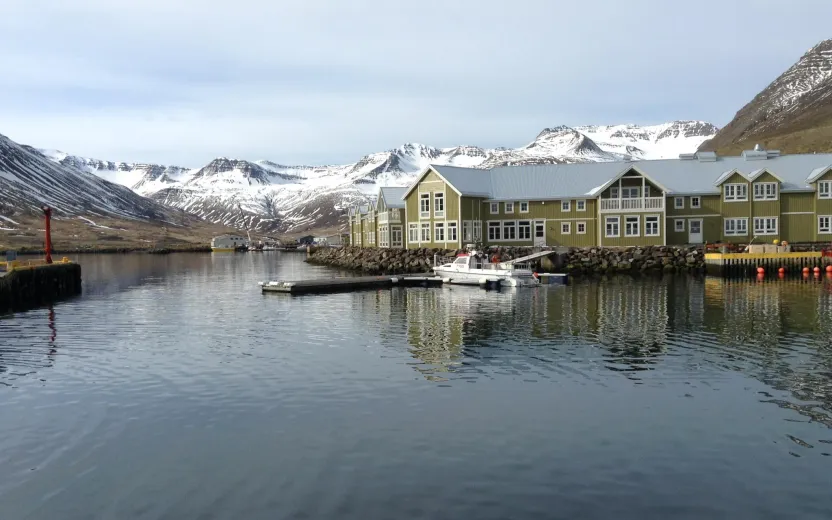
[2,0,832,165]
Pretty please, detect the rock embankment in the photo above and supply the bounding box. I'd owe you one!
[306,245,705,275]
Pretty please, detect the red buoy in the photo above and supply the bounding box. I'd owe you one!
[756,267,765,274]
[803,267,811,274]
[826,265,832,273]
[778,267,785,274]
[814,266,821,274]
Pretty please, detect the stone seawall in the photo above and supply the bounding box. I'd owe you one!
[306,246,704,275]
[0,263,83,314]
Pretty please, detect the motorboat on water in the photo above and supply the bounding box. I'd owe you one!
[432,249,552,287]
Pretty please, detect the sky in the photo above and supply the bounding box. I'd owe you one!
[1,0,831,167]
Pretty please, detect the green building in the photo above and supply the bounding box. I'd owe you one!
[348,147,832,248]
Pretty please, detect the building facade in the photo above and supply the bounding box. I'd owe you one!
[347,148,832,248]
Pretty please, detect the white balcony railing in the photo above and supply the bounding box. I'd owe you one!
[600,197,665,212]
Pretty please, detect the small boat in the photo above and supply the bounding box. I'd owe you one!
[432,250,544,287]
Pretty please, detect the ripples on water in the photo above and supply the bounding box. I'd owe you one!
[1,253,832,519]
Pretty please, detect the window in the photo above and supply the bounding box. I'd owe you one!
[644,186,651,197]
[519,201,529,213]
[561,200,571,212]
[379,225,388,247]
[674,219,685,232]
[605,217,620,237]
[490,202,499,214]
[473,221,482,241]
[577,221,586,234]
[434,193,445,217]
[724,218,748,236]
[391,209,400,220]
[753,182,778,200]
[561,222,571,235]
[625,216,640,237]
[488,222,501,241]
[753,217,778,235]
[645,215,659,236]
[518,220,531,240]
[420,222,431,242]
[674,197,684,209]
[724,183,748,201]
[503,221,516,240]
[463,221,472,241]
[420,193,430,217]
[408,223,418,243]
[610,187,619,199]
[621,187,639,198]
[691,196,701,209]
[576,200,586,211]
[504,202,514,213]
[434,222,445,242]
[448,222,458,242]
[819,181,832,199]
[819,216,831,233]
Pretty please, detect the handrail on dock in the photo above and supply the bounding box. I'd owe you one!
[0,257,73,272]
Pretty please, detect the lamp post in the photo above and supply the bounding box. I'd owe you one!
[42,206,53,264]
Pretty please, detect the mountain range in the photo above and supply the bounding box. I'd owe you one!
[701,39,832,155]
[35,120,718,234]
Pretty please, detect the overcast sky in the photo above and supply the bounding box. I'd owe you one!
[1,0,830,166]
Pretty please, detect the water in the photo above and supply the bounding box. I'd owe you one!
[1,252,832,520]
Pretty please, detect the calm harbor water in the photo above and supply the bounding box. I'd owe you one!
[1,252,832,519]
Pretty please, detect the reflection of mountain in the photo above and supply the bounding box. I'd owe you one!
[375,278,832,427]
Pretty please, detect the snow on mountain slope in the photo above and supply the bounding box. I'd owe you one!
[0,133,180,224]
[38,120,716,233]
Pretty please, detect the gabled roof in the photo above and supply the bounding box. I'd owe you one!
[402,165,492,199]
[379,186,407,208]
[807,165,832,183]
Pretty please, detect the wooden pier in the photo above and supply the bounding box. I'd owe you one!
[705,251,832,277]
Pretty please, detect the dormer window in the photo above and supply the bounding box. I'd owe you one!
[753,182,778,200]
[724,184,748,201]
[819,181,832,199]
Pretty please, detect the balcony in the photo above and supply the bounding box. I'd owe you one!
[600,197,665,213]
[378,211,401,224]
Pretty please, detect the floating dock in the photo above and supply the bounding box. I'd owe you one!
[260,272,568,295]
[705,250,832,277]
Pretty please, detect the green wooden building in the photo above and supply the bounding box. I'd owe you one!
[348,147,832,248]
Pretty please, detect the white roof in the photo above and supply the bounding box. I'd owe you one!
[379,187,408,208]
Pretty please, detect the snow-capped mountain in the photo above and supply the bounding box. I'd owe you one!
[0,133,179,225]
[701,39,832,154]
[39,120,716,233]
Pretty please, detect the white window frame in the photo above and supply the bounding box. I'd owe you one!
[487,221,501,241]
[504,202,514,214]
[625,215,640,237]
[462,221,472,242]
[753,216,778,235]
[724,183,748,202]
[473,221,482,241]
[674,219,685,232]
[645,215,660,236]
[819,181,832,199]
[561,200,571,212]
[420,222,431,242]
[561,222,571,235]
[419,193,430,218]
[408,223,418,243]
[576,200,586,211]
[724,218,749,236]
[610,187,619,199]
[819,215,832,234]
[691,196,701,209]
[605,216,620,238]
[518,220,531,240]
[503,220,516,240]
[490,202,499,214]
[519,201,529,213]
[434,192,445,218]
[434,222,445,242]
[576,221,587,234]
[379,225,388,247]
[753,182,778,201]
[674,197,684,209]
[621,187,639,199]
[447,222,457,242]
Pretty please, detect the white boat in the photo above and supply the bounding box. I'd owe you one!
[432,250,551,287]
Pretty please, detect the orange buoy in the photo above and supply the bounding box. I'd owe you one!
[756,266,765,274]
[826,265,832,273]
[803,267,810,274]
[778,272,785,279]
[814,266,821,274]
[778,267,785,274]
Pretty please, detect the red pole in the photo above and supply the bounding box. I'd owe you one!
[43,206,53,264]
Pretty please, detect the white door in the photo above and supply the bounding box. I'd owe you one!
[534,221,546,247]
[391,226,403,248]
[689,219,703,244]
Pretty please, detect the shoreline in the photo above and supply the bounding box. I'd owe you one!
[14,246,213,255]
